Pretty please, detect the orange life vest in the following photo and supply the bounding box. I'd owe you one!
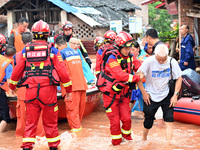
[11,29,25,52]
[0,55,13,91]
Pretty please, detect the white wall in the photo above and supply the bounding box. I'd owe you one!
[128,0,149,26]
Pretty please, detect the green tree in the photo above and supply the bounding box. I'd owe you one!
[148,2,171,33]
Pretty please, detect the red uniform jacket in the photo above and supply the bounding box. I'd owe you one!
[9,41,72,93]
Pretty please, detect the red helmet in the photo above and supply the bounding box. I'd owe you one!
[62,21,74,31]
[103,30,116,42]
[94,37,104,46]
[31,20,50,36]
[115,31,133,47]
[0,34,6,45]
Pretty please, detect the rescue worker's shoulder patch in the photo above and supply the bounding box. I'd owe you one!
[50,46,59,55]
[22,48,26,54]
[107,54,116,63]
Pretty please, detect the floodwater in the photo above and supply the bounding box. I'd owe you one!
[1,103,200,150]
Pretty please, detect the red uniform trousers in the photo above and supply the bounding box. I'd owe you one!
[65,90,86,132]
[15,99,45,137]
[103,94,132,145]
[21,85,60,149]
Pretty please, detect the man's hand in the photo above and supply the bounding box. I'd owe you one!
[142,91,151,105]
[169,95,178,107]
[65,93,71,100]
[184,62,188,66]
[137,71,144,80]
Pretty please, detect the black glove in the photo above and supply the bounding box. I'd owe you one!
[128,82,136,90]
[85,58,92,68]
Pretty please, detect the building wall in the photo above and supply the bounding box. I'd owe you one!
[67,14,109,54]
[128,0,149,26]
[179,0,194,34]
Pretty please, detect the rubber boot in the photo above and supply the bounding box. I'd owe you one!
[50,147,58,150]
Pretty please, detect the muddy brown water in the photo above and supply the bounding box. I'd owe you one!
[0,108,200,150]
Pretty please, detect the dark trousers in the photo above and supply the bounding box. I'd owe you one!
[0,89,10,123]
[143,93,174,129]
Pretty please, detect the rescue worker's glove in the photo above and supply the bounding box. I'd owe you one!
[128,82,136,90]
[85,58,92,68]
[9,80,17,90]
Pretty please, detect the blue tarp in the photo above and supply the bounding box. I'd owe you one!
[47,0,78,13]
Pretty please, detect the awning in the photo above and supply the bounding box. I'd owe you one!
[0,23,6,29]
[47,0,78,13]
[155,2,165,8]
[72,13,102,27]
[141,0,159,5]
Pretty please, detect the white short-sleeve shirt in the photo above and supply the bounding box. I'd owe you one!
[138,56,182,102]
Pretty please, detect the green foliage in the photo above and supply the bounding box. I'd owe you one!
[148,2,171,33]
[148,2,179,43]
[158,24,179,43]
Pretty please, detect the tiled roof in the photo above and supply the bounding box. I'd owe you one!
[63,0,141,11]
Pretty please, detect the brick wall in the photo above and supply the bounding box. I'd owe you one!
[82,41,96,55]
[179,0,194,34]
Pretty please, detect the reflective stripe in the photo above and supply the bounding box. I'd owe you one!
[109,61,119,68]
[54,106,58,112]
[128,74,133,82]
[39,62,44,69]
[80,41,87,53]
[10,80,18,85]
[46,135,60,143]
[95,71,100,75]
[112,85,121,92]
[26,46,47,50]
[71,126,82,132]
[121,128,131,134]
[50,53,54,58]
[22,137,35,143]
[111,134,122,140]
[62,81,72,87]
[31,63,35,70]
[127,57,133,63]
[117,58,123,64]
[1,61,7,67]
[23,53,25,57]
[66,56,80,61]
[106,107,112,113]
[57,55,63,62]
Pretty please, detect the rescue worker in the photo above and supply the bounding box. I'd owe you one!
[54,21,92,68]
[95,30,117,77]
[0,34,6,55]
[56,36,88,132]
[96,31,142,145]
[94,36,104,52]
[15,31,45,137]
[0,45,16,133]
[8,17,29,52]
[9,20,72,150]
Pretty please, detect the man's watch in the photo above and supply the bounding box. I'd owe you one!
[174,92,179,96]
